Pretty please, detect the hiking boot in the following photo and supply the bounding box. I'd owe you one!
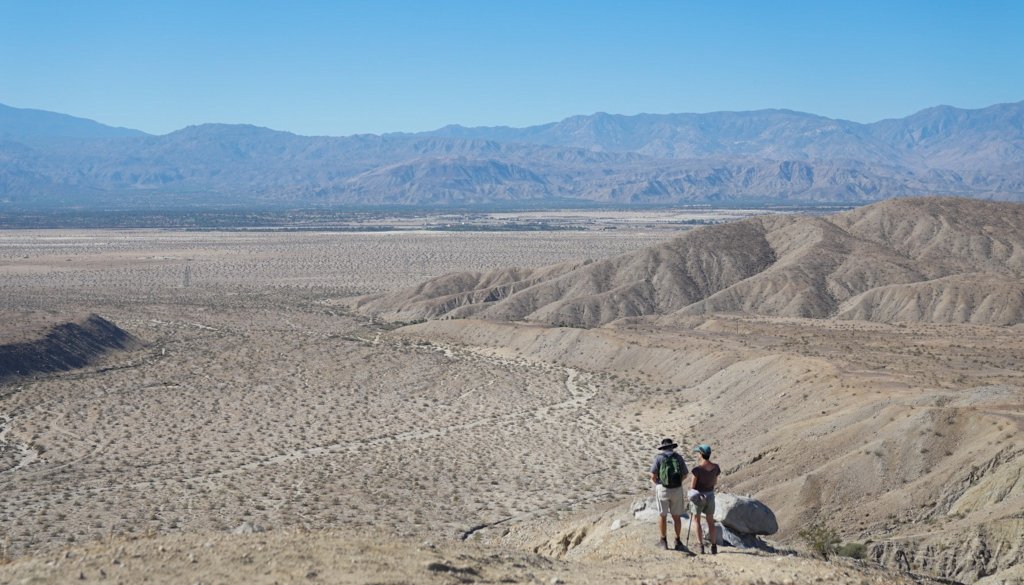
[699,543,706,554]
[674,538,684,551]
[659,537,669,550]
[711,543,718,555]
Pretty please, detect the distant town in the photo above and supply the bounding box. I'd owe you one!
[0,204,853,230]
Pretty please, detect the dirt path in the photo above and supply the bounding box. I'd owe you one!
[33,340,599,495]
[157,363,593,487]
[2,332,618,548]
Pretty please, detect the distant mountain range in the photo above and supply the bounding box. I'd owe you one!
[1,101,1022,209]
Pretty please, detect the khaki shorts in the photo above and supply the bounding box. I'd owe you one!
[654,484,685,517]
[689,490,715,516]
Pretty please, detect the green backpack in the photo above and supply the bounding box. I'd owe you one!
[659,453,685,488]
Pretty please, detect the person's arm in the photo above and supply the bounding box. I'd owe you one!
[690,468,699,490]
[649,455,661,484]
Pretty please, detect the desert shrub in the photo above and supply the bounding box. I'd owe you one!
[836,542,867,559]
[798,522,841,559]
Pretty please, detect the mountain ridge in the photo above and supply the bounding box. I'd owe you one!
[353,197,1024,327]
[2,101,1023,208]
[0,103,148,145]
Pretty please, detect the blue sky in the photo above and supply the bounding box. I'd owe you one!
[1,0,1022,136]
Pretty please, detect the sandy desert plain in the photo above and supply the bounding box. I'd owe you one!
[0,200,1022,585]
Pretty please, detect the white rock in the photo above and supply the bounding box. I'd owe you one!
[634,508,661,523]
[231,521,266,535]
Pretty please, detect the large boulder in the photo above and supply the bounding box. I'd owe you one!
[720,524,768,549]
[714,493,778,535]
[689,517,725,546]
[691,518,775,549]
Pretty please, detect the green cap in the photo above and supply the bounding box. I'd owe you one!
[693,444,712,458]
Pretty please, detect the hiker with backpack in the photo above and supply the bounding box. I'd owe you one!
[649,438,688,550]
[688,444,721,554]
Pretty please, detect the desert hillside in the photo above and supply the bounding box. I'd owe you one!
[348,197,1024,583]
[354,197,1024,327]
[1,219,1021,584]
[393,315,1023,584]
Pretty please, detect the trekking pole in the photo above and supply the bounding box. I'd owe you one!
[685,513,692,548]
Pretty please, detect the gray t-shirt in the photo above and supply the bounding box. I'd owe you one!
[650,451,688,486]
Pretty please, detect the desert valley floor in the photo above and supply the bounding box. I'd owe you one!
[1,205,1022,584]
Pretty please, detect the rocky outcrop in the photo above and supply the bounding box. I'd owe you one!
[871,519,1024,584]
[0,314,140,381]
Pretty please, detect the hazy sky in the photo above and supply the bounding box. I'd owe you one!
[2,0,1022,136]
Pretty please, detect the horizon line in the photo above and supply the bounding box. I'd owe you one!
[3,98,1023,139]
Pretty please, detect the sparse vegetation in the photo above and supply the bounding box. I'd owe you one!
[798,523,841,560]
[836,541,867,560]
[0,229,667,558]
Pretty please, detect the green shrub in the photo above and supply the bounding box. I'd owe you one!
[836,542,867,559]
[798,522,841,559]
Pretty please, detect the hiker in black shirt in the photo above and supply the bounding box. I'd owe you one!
[688,443,721,554]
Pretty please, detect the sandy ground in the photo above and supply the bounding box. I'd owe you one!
[1,228,1021,584]
[0,522,945,585]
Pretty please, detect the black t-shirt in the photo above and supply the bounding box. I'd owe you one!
[692,464,720,492]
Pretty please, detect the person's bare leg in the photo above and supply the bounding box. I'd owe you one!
[672,515,682,540]
[706,513,717,554]
[694,515,705,552]
[658,514,667,539]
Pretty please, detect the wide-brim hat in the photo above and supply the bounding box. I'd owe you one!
[657,438,678,450]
